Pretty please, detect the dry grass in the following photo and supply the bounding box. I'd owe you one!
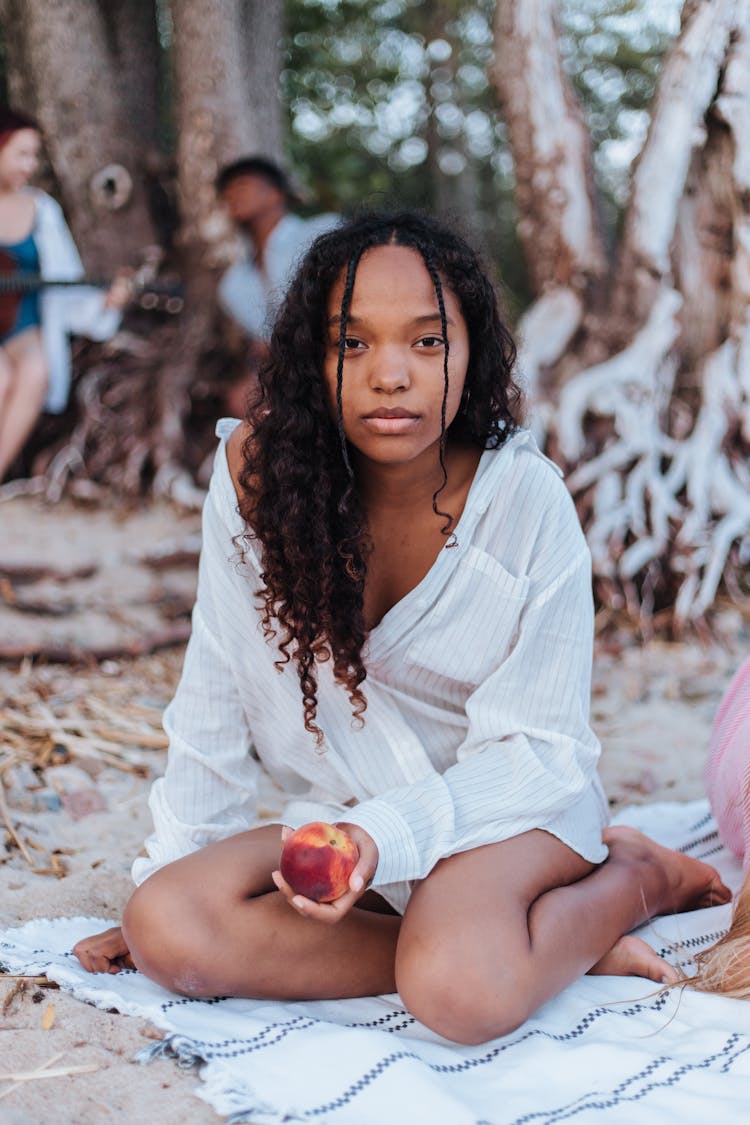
[0,651,183,876]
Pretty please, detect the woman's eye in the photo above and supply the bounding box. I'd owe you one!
[416,336,444,348]
[344,337,365,351]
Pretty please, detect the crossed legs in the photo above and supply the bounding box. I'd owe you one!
[92,823,730,1046]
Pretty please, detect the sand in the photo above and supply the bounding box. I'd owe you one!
[1,493,749,1123]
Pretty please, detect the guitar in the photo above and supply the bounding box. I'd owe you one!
[0,248,183,336]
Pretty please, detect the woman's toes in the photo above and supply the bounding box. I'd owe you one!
[589,935,679,984]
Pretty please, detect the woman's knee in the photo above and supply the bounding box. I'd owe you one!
[122,872,218,996]
[395,940,535,1045]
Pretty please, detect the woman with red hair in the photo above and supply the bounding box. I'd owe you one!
[0,107,129,480]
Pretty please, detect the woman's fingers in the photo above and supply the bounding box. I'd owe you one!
[336,822,378,893]
[271,868,360,924]
[348,854,375,894]
[72,926,131,974]
[271,867,294,898]
[273,822,380,924]
[104,269,134,310]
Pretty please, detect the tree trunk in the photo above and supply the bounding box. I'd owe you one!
[492,0,606,299]
[2,0,158,271]
[146,0,286,496]
[608,0,737,340]
[240,0,285,162]
[171,0,282,252]
[491,0,608,396]
[98,0,163,151]
[521,0,750,629]
[1,0,36,111]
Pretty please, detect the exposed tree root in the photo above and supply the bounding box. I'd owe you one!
[0,621,192,664]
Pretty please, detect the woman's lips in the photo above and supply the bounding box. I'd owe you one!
[361,409,420,434]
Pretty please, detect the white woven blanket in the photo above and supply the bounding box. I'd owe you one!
[2,800,749,1125]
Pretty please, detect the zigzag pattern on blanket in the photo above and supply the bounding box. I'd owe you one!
[1,800,749,1125]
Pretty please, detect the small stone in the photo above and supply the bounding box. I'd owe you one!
[61,788,108,821]
[622,769,658,796]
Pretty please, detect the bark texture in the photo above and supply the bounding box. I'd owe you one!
[492,0,607,298]
[3,0,158,271]
[492,0,608,397]
[99,0,163,151]
[241,0,285,163]
[609,0,738,337]
[171,0,283,253]
[145,0,284,497]
[501,0,750,628]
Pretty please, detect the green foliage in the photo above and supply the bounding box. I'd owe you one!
[283,0,681,310]
[283,0,526,302]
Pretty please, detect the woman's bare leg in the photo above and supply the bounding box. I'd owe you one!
[115,823,728,1044]
[121,824,401,999]
[588,824,733,978]
[394,826,730,1045]
[0,328,48,478]
[0,349,11,412]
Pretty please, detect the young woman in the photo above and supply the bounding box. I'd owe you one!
[73,212,728,1044]
[0,107,129,480]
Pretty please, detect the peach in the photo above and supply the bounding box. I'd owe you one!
[280,821,359,903]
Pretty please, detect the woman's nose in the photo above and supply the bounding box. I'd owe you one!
[369,346,410,392]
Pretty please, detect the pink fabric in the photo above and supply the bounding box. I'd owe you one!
[705,655,750,866]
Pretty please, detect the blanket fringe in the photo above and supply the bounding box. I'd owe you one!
[136,1034,204,1070]
[137,1034,294,1123]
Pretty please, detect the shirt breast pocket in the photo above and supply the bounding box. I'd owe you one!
[404,547,530,687]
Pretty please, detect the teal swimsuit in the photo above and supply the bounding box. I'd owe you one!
[0,230,41,344]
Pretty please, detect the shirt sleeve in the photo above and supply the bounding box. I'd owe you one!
[344,492,605,887]
[39,196,122,340]
[217,257,268,338]
[61,287,121,340]
[132,464,261,885]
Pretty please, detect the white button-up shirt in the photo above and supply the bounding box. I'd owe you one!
[133,420,609,912]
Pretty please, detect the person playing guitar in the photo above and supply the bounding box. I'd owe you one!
[0,107,131,481]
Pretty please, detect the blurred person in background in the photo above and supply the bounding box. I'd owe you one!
[0,107,131,482]
[216,156,338,416]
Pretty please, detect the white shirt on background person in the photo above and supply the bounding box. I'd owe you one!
[217,212,339,340]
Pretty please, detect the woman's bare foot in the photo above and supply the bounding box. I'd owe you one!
[589,934,680,984]
[603,825,732,917]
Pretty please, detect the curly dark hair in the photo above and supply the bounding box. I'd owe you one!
[237,210,524,743]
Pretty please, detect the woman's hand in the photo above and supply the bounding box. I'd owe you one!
[103,269,134,310]
[72,926,135,974]
[271,822,378,925]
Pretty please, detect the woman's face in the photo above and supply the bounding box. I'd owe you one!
[323,244,470,470]
[0,129,41,191]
